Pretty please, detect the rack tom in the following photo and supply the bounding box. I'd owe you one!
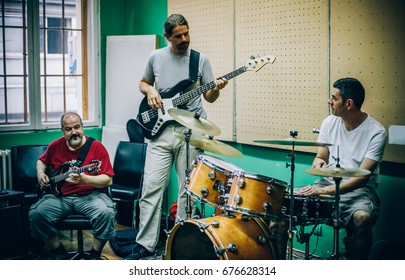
[224,171,287,220]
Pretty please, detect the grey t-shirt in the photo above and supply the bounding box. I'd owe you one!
[142,47,215,118]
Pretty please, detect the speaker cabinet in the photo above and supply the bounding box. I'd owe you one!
[0,190,25,259]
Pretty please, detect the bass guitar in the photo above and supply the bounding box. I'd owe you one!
[43,160,101,196]
[137,55,276,139]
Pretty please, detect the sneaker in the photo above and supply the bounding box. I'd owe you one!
[124,244,154,260]
[87,248,103,260]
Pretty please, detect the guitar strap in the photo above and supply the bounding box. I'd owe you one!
[177,49,200,112]
[73,136,95,167]
[189,49,200,83]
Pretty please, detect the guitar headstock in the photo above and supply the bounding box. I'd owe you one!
[245,55,276,72]
[87,160,101,173]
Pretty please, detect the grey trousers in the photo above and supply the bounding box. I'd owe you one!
[136,124,200,252]
[29,191,116,241]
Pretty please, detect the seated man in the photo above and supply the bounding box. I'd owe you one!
[272,77,386,260]
[29,112,116,260]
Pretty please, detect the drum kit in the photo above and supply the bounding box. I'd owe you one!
[164,108,371,260]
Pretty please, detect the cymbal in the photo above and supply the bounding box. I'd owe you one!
[254,138,333,147]
[168,108,221,136]
[305,167,371,177]
[174,132,243,157]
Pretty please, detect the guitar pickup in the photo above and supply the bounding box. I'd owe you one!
[141,112,150,123]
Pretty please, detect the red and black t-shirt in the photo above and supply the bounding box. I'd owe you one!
[39,136,114,196]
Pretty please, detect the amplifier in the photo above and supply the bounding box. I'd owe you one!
[0,189,24,208]
[0,190,26,259]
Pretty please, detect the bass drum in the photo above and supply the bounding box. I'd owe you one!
[165,215,279,260]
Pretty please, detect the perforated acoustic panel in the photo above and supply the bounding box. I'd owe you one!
[330,0,405,163]
[235,0,329,153]
[169,0,235,141]
[169,0,405,163]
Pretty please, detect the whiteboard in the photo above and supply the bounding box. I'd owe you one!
[103,35,157,161]
[105,35,157,127]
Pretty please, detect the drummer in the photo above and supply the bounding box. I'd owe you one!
[297,77,386,259]
[125,14,228,260]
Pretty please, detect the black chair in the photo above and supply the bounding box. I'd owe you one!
[55,186,113,260]
[56,214,93,259]
[110,141,147,227]
[10,144,48,206]
[126,119,144,143]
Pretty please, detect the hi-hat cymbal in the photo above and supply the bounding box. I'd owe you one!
[174,132,243,157]
[254,138,333,147]
[306,167,371,177]
[168,108,221,136]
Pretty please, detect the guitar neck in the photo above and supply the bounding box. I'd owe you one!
[172,66,247,107]
[49,165,89,184]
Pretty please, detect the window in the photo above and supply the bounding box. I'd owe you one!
[0,0,100,131]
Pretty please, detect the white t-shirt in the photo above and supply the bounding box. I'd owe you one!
[317,114,387,189]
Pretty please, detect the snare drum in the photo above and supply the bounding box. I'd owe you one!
[224,171,288,220]
[165,214,279,260]
[185,154,242,206]
[282,194,335,225]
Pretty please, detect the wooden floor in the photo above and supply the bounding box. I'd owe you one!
[60,223,130,260]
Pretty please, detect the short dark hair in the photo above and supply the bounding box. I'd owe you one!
[164,14,188,37]
[60,112,83,128]
[333,77,365,110]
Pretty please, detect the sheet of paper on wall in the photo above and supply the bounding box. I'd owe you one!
[389,125,405,145]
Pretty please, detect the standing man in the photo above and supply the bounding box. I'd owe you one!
[298,77,387,259]
[30,112,116,260]
[125,14,228,260]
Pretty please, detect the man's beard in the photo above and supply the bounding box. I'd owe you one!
[69,134,82,147]
[176,41,189,52]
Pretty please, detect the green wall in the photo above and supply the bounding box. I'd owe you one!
[1,0,404,259]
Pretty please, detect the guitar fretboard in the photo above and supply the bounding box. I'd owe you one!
[50,165,92,184]
[172,66,247,107]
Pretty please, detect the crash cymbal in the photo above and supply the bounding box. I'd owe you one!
[174,132,243,157]
[305,167,371,177]
[254,138,333,147]
[168,108,221,136]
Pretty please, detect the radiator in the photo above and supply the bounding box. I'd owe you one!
[0,149,12,190]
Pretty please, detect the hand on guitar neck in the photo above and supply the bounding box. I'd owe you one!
[38,160,101,197]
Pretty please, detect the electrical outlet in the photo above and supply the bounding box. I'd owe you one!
[313,225,322,236]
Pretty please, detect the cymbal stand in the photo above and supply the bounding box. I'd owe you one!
[286,130,298,260]
[183,129,193,219]
[330,145,342,260]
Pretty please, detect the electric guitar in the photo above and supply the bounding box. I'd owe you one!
[137,55,276,139]
[43,160,101,196]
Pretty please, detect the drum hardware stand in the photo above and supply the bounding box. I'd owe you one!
[183,128,193,219]
[286,130,298,260]
[296,223,319,260]
[329,145,343,260]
